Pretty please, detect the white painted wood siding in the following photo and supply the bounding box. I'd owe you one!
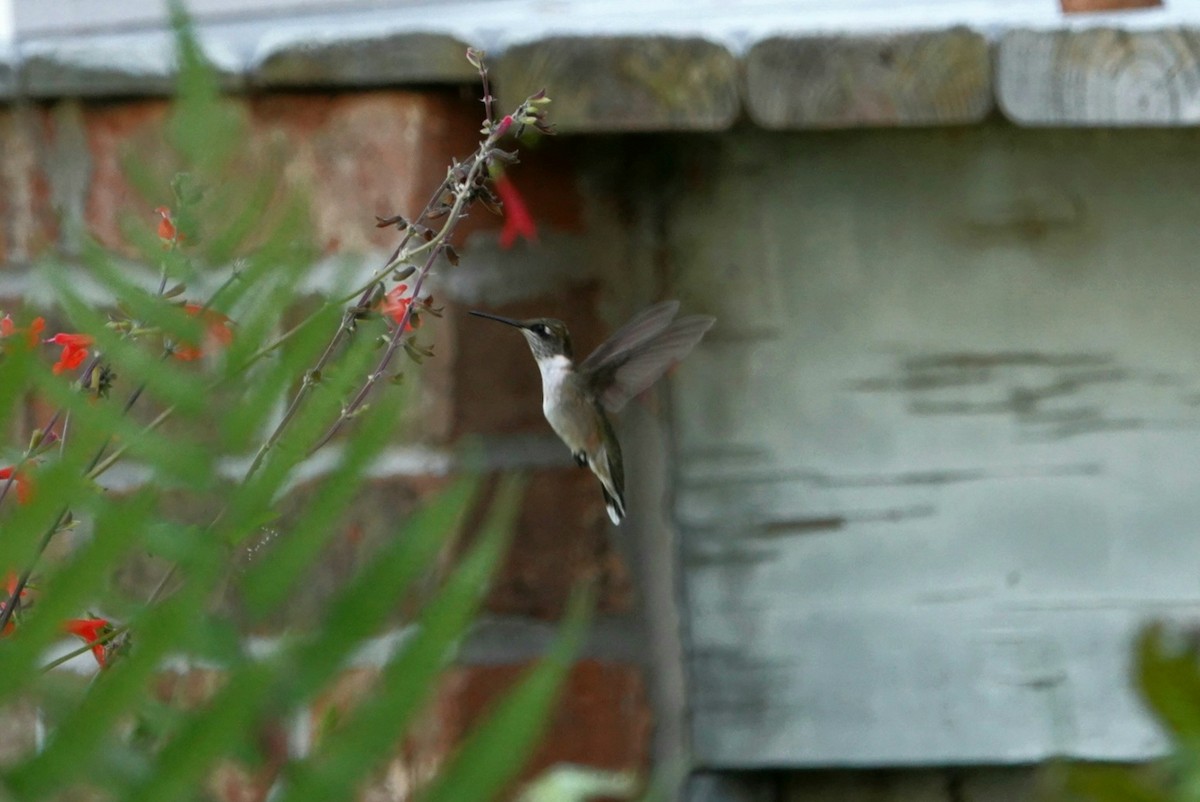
[670,123,1200,766]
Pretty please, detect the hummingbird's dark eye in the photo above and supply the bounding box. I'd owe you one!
[532,324,549,337]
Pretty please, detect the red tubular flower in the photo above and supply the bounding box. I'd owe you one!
[46,333,93,374]
[1,315,46,349]
[380,284,420,331]
[156,206,180,246]
[0,465,33,505]
[64,617,111,668]
[28,317,46,348]
[494,174,538,250]
[173,303,234,362]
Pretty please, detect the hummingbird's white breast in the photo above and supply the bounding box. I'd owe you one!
[536,355,596,454]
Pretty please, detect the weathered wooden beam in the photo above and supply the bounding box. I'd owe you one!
[685,771,779,802]
[496,36,740,133]
[0,49,13,100]
[744,29,992,129]
[998,28,1200,125]
[253,31,477,88]
[17,33,244,97]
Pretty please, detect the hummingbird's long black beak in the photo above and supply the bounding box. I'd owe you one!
[468,310,526,329]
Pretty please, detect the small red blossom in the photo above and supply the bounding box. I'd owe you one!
[173,303,234,362]
[1,315,46,349]
[494,174,538,249]
[380,284,421,331]
[46,333,93,374]
[155,206,181,246]
[494,114,514,138]
[64,617,111,668]
[0,465,33,505]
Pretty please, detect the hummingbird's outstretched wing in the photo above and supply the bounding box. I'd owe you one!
[582,302,714,413]
[579,300,680,372]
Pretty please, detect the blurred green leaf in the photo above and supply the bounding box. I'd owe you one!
[0,9,568,802]
[1137,625,1200,742]
[420,584,593,802]
[1065,764,1174,802]
[238,390,399,615]
[278,476,523,802]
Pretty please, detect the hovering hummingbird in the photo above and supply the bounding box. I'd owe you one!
[470,301,714,525]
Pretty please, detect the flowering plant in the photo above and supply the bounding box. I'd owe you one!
[0,12,586,802]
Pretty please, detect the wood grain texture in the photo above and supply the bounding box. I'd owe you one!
[496,37,740,133]
[1060,0,1162,12]
[998,28,1200,125]
[686,772,779,802]
[17,34,243,97]
[745,29,992,129]
[667,123,1200,766]
[0,52,12,100]
[253,31,476,88]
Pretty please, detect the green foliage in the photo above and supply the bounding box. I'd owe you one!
[0,8,585,802]
[1064,625,1200,802]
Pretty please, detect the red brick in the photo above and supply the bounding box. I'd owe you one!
[222,459,629,631]
[310,667,378,733]
[0,698,40,767]
[448,287,608,438]
[308,661,650,802]
[433,660,651,785]
[77,92,485,259]
[80,99,173,255]
[0,106,56,262]
[309,667,445,802]
[250,91,483,254]
[487,141,586,237]
[154,667,227,709]
[226,475,445,633]
[485,467,631,619]
[204,717,289,802]
[154,669,287,802]
[207,762,270,802]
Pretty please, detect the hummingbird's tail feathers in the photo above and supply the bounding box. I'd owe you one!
[589,428,625,525]
[595,315,716,413]
[602,485,626,525]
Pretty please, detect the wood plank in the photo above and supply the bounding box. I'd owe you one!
[18,33,244,97]
[496,36,739,133]
[253,31,476,88]
[745,29,992,129]
[666,123,1200,766]
[998,28,1200,125]
[686,772,779,802]
[0,48,12,99]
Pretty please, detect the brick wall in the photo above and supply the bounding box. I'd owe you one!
[0,88,659,800]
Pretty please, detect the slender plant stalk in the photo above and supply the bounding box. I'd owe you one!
[4,51,552,671]
[245,63,542,475]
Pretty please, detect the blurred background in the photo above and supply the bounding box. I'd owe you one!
[6,1,1200,801]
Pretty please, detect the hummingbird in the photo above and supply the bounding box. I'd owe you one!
[470,301,714,525]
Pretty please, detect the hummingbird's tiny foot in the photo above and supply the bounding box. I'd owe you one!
[573,452,587,468]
